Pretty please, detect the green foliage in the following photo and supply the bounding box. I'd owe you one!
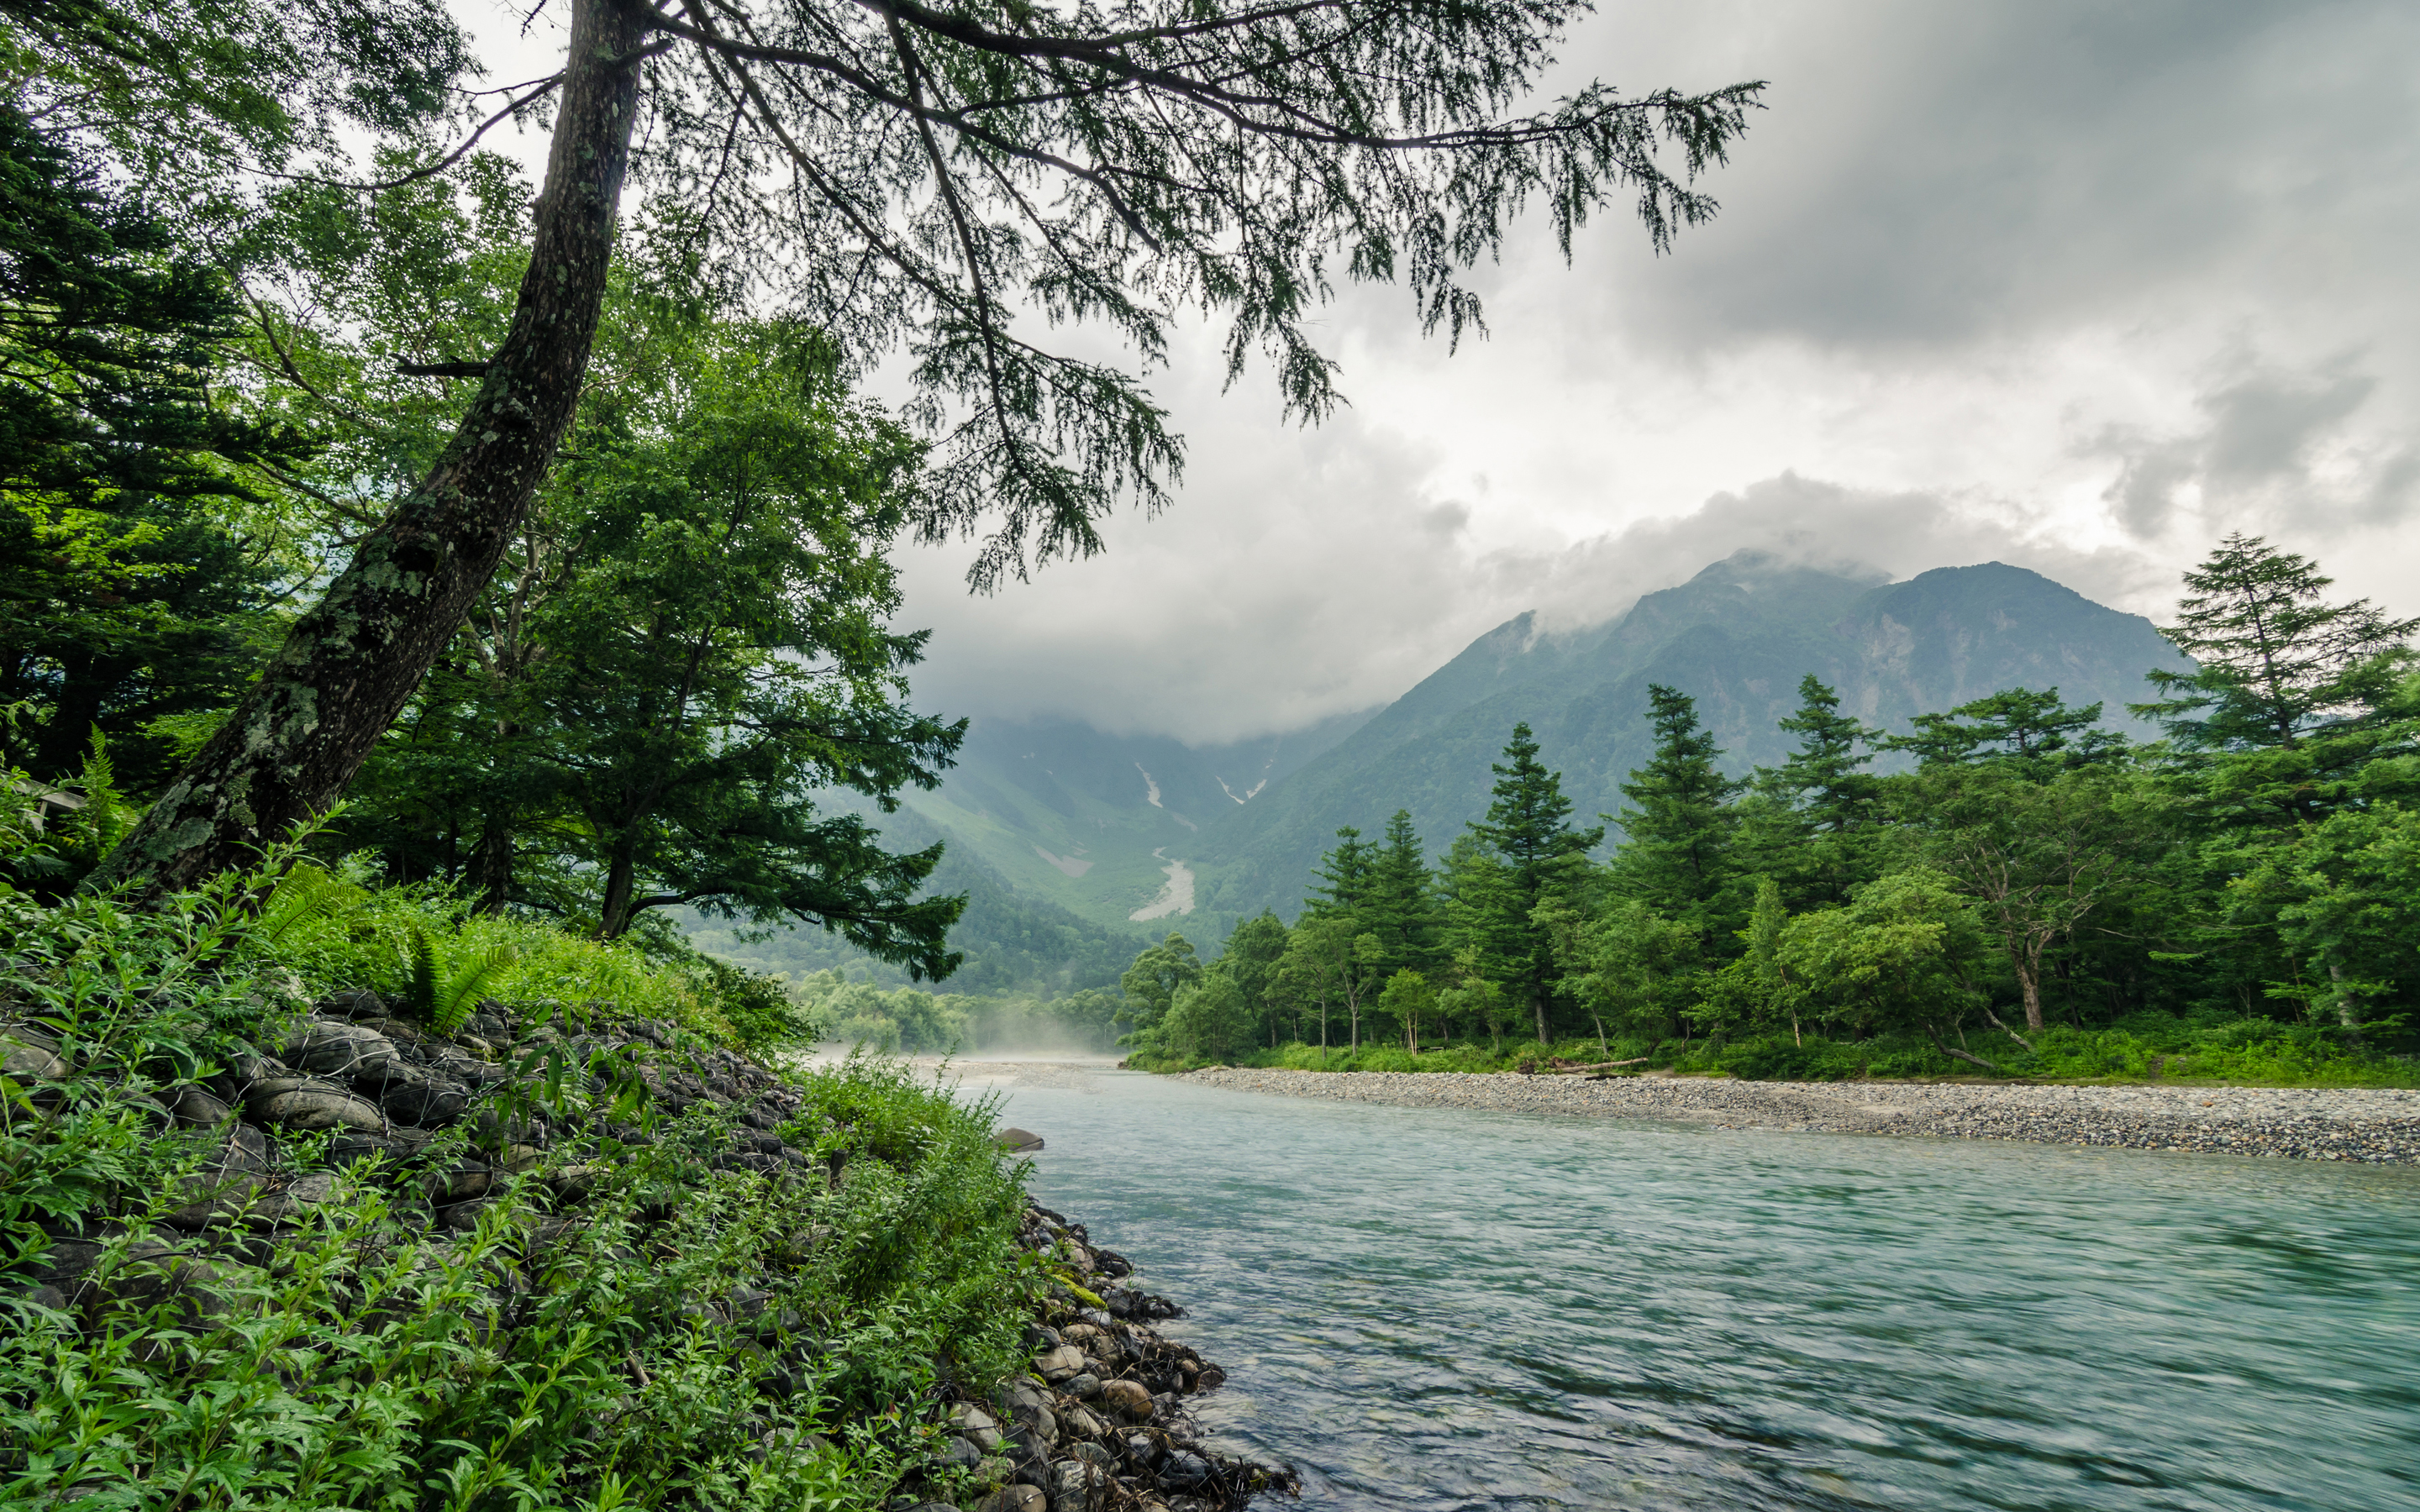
[1605,682,1744,938]
[1462,723,1602,1042]
[398,920,518,1036]
[1161,971,1253,1064]
[0,833,1034,1509]
[2138,531,2418,757]
[0,102,308,793]
[1776,869,1992,1044]
[347,312,968,972]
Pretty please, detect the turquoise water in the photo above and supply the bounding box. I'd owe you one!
[986,1070,2420,1512]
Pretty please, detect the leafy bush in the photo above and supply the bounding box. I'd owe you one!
[1,843,1036,1508]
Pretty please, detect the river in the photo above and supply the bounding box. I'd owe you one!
[977,1067,2420,1512]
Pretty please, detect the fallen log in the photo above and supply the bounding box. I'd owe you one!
[1543,1058,1653,1074]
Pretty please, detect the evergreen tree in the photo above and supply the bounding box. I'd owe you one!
[1466,722,1603,1042]
[1606,685,1744,943]
[1360,809,1444,976]
[1306,826,1378,918]
[1744,675,1884,907]
[1760,676,1882,831]
[0,102,313,789]
[1887,686,2120,772]
[2140,532,2418,753]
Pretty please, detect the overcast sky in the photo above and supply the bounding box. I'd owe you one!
[464,0,2420,745]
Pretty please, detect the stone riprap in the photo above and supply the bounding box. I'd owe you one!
[1176,1067,2420,1165]
[968,1205,1294,1512]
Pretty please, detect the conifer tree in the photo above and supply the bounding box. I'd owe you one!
[1744,675,1885,907]
[1467,722,1602,1042]
[1887,686,2118,771]
[1306,826,1378,918]
[2139,533,2417,753]
[86,0,1764,896]
[1607,685,1744,942]
[1360,809,1444,977]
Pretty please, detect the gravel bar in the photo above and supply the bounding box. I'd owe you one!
[1176,1068,2420,1165]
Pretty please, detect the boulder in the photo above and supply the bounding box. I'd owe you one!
[165,1170,266,1231]
[947,1403,1006,1452]
[1034,1343,1086,1382]
[170,1087,234,1128]
[937,1435,983,1469]
[1160,1450,1212,1489]
[1049,1459,1111,1511]
[1059,1404,1107,1439]
[1068,1371,1103,1399]
[2,1026,67,1079]
[373,1065,471,1126]
[994,1127,1044,1152]
[1099,1378,1154,1420]
[245,1078,383,1132]
[977,1487,1046,1512]
[284,1020,402,1078]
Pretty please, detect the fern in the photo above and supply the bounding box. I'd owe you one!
[249,862,367,951]
[401,922,518,1036]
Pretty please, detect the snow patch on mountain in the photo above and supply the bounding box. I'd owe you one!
[1128,848,1195,920]
[1033,846,1093,878]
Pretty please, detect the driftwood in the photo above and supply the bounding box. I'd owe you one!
[1542,1058,1652,1074]
[1923,1024,2005,1076]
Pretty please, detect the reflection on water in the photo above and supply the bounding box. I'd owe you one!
[980,1069,2420,1512]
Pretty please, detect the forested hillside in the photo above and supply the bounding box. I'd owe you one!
[1192,550,2193,916]
[1101,537,2419,1084]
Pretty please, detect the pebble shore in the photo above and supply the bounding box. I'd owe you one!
[1177,1067,2420,1165]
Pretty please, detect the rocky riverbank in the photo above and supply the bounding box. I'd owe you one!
[1177,1067,2420,1164]
[942,1205,1293,1512]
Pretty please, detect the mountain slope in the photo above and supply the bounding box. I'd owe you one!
[1192,552,2191,914]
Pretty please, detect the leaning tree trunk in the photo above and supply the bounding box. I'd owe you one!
[87,0,647,896]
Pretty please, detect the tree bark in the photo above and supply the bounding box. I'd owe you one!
[2017,948,2046,1032]
[87,0,648,896]
[468,818,513,916]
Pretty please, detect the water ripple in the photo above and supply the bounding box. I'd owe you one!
[992,1072,2420,1512]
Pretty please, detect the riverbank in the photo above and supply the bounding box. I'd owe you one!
[983,1205,1292,1512]
[1177,1066,2420,1163]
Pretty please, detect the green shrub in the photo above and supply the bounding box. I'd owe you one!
[0,848,1034,1509]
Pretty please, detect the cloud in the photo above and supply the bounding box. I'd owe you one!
[894,456,2175,745]
[440,0,2420,750]
[2089,354,2417,538]
[1559,0,2420,355]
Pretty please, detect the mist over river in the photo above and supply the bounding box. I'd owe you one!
[975,1067,2420,1512]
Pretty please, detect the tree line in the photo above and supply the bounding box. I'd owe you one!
[1118,537,2420,1075]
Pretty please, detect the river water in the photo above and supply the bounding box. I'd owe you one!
[979,1068,2420,1512]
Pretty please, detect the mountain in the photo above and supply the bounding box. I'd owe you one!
[699,705,1378,988]
[1188,552,2192,913]
[700,552,2190,990]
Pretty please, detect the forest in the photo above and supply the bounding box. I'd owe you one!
[1095,538,2420,1084]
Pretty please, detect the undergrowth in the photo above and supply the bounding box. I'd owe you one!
[0,847,1036,1509]
[1137,1015,2420,1087]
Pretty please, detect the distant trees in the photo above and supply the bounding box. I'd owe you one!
[1465,723,1602,1042]
[1108,534,2420,1073]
